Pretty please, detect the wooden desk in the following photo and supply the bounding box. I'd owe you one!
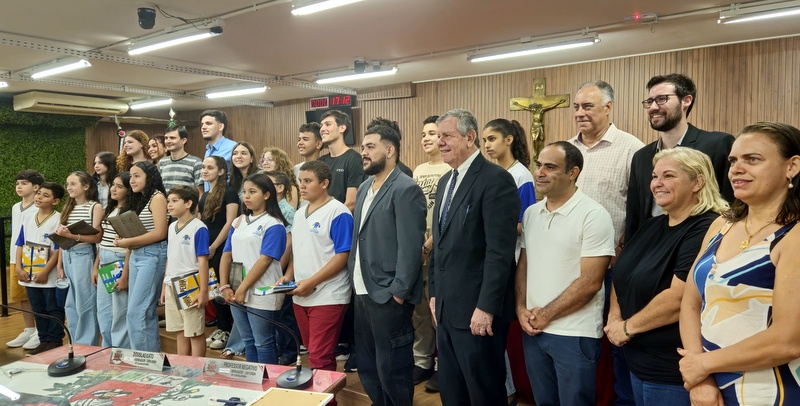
[0,345,345,405]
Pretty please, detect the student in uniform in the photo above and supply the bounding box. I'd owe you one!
[219,173,288,364]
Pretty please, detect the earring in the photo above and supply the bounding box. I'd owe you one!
[790,182,794,189]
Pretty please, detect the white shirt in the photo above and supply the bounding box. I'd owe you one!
[164,217,210,283]
[439,149,481,217]
[352,186,377,295]
[10,201,35,265]
[222,213,286,311]
[16,210,61,288]
[521,189,615,338]
[292,198,353,306]
[569,124,644,245]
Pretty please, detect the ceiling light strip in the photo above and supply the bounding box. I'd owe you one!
[129,98,174,109]
[316,67,398,84]
[30,58,91,79]
[718,1,800,24]
[468,34,600,62]
[291,0,363,15]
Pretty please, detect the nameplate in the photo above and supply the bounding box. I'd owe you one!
[203,359,268,384]
[109,348,170,371]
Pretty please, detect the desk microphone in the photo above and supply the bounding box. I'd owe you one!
[213,296,312,389]
[0,303,86,377]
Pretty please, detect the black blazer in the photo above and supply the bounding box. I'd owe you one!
[428,153,520,328]
[625,123,734,240]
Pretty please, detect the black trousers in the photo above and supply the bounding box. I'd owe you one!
[437,310,509,406]
[354,294,415,406]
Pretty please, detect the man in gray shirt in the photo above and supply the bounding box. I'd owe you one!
[158,125,203,195]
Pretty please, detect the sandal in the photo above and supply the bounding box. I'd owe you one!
[221,349,234,358]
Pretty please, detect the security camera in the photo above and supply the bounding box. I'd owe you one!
[138,3,156,29]
[354,58,367,74]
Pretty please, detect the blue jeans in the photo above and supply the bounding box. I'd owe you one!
[127,240,166,352]
[354,294,415,406]
[26,287,65,343]
[62,244,99,345]
[230,305,278,364]
[629,372,690,406]
[523,332,600,406]
[224,324,245,355]
[96,249,130,349]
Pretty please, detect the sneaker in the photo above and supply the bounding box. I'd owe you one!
[6,328,35,348]
[158,319,166,328]
[209,331,230,350]
[206,329,224,347]
[205,319,218,327]
[412,365,434,385]
[22,332,40,350]
[299,345,309,355]
[277,356,295,366]
[424,371,439,393]
[335,352,350,361]
[334,343,350,356]
[343,352,357,372]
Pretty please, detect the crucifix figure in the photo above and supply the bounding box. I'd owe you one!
[510,78,570,160]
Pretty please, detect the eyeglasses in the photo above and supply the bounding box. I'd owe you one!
[260,157,275,164]
[641,94,678,109]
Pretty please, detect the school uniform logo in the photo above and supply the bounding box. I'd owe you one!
[310,222,321,235]
[254,225,265,237]
[181,235,191,245]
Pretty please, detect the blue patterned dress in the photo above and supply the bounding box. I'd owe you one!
[693,221,799,405]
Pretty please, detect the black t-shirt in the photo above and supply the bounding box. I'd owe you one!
[318,149,364,204]
[614,211,716,384]
[198,186,240,268]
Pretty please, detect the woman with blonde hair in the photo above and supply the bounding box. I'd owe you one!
[116,130,150,172]
[679,122,800,405]
[606,147,728,405]
[260,146,300,209]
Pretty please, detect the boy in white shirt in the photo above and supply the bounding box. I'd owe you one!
[15,182,64,355]
[278,161,353,371]
[7,169,44,350]
[162,186,210,357]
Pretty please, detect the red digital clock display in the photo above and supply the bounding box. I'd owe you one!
[329,95,352,107]
[309,97,329,109]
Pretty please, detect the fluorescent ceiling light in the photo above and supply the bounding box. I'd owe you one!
[291,0,363,16]
[30,58,91,79]
[129,26,222,55]
[130,98,173,110]
[719,1,800,24]
[316,67,398,84]
[0,81,8,88]
[206,84,267,99]
[468,33,600,63]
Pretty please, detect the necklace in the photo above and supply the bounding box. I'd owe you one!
[740,219,775,250]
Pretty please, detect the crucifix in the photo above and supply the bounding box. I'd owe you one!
[510,78,570,160]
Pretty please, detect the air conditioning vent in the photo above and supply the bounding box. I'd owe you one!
[13,92,129,116]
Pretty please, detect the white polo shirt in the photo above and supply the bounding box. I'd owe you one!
[292,198,353,307]
[164,217,210,283]
[521,188,615,338]
[15,210,61,288]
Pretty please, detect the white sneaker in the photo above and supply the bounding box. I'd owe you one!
[206,329,224,347]
[299,345,309,355]
[22,331,40,350]
[6,328,35,348]
[209,331,230,350]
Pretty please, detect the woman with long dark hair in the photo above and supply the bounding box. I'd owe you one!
[93,151,117,210]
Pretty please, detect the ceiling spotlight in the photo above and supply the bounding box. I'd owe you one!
[0,81,8,88]
[30,57,92,79]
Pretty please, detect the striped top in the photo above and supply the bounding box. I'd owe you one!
[66,201,98,249]
[100,208,126,253]
[139,191,163,233]
[693,221,799,405]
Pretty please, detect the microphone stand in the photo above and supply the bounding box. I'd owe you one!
[214,296,312,389]
[0,303,86,377]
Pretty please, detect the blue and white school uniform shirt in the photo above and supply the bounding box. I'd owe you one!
[291,198,353,307]
[223,213,286,311]
[164,217,210,283]
[508,161,536,261]
[16,210,61,288]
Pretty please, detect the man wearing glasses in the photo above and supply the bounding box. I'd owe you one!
[625,73,735,240]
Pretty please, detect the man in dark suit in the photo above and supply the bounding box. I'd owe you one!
[428,109,520,405]
[625,74,735,240]
[348,124,426,406]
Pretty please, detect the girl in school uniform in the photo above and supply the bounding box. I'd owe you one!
[115,161,168,352]
[93,151,117,210]
[54,171,105,345]
[93,172,132,349]
[219,173,288,364]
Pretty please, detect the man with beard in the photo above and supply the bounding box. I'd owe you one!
[159,125,204,196]
[348,125,426,406]
[200,110,237,192]
[625,74,734,239]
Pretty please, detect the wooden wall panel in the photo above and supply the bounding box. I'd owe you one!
[85,36,800,174]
